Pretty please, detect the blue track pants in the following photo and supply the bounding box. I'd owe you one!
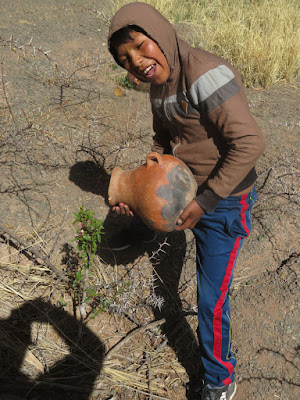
[192,187,257,387]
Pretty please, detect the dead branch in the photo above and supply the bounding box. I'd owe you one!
[79,264,90,337]
[105,318,166,359]
[0,222,69,283]
[1,377,92,394]
[0,35,53,61]
[0,61,19,131]
[147,352,154,400]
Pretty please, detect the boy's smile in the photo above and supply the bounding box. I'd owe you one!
[117,31,170,85]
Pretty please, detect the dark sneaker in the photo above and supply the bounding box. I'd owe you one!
[106,228,157,250]
[186,380,204,400]
[201,382,236,400]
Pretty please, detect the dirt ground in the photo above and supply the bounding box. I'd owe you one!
[0,1,299,399]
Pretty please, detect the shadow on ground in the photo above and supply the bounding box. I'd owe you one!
[68,160,204,398]
[0,299,105,400]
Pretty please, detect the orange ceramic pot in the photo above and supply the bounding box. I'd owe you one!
[108,152,197,232]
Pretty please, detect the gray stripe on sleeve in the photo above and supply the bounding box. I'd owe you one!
[202,79,240,114]
[189,65,240,113]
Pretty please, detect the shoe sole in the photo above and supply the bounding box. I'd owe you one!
[229,383,237,400]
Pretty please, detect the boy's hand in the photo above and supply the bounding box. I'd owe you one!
[112,202,134,217]
[175,200,204,231]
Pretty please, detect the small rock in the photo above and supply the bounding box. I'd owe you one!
[114,86,125,97]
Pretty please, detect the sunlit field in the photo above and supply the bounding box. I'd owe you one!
[113,0,300,87]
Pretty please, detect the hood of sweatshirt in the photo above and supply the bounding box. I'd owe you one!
[108,2,181,84]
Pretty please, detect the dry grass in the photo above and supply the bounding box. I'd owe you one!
[113,0,300,87]
[0,231,194,399]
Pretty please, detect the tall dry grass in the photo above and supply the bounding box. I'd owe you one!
[112,0,300,87]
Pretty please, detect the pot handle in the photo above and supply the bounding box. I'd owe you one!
[146,152,163,168]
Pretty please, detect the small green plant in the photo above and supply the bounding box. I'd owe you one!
[73,206,104,275]
[57,298,68,310]
[73,207,104,322]
[116,74,134,89]
[72,208,135,320]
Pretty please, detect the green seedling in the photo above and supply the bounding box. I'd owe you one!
[73,206,104,281]
[73,207,104,321]
[57,298,68,310]
[116,74,134,90]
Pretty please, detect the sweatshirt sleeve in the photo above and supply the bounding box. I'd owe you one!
[190,64,265,211]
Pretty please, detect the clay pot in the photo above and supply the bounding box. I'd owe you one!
[108,152,197,232]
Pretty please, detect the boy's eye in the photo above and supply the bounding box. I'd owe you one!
[136,41,144,49]
[119,57,128,65]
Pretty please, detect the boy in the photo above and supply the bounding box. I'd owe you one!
[107,2,265,399]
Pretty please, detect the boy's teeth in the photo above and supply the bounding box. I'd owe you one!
[144,65,154,75]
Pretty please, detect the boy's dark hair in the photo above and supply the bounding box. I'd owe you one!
[109,25,148,66]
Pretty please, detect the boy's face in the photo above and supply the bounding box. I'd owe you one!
[117,31,170,85]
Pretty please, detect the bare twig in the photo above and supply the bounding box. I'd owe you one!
[147,353,153,400]
[79,264,90,337]
[1,378,92,394]
[0,223,69,283]
[105,318,166,359]
[0,60,19,131]
[149,237,170,266]
[0,35,53,61]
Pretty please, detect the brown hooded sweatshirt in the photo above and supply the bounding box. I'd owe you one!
[108,2,265,212]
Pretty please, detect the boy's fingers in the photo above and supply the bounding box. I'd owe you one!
[176,209,189,229]
[112,206,121,215]
[112,203,134,217]
[123,204,132,216]
[178,208,188,222]
[176,217,191,231]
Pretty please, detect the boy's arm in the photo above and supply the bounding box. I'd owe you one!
[191,66,265,212]
[177,80,264,229]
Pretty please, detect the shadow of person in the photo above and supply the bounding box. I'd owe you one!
[98,227,204,397]
[69,160,110,199]
[0,298,104,399]
[68,158,204,396]
[149,231,204,395]
[68,160,132,238]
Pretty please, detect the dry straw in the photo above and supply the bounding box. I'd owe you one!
[113,0,300,87]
